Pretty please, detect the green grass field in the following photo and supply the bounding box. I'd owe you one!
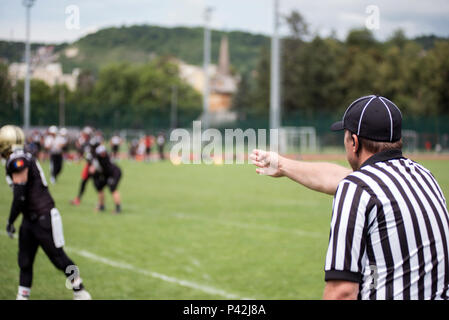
[1,157,448,300]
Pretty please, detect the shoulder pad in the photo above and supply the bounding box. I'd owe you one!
[6,151,30,174]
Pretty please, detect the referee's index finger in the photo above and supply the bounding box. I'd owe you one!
[251,160,266,168]
[252,149,268,159]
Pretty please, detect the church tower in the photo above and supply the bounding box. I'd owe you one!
[209,35,238,113]
[218,36,230,76]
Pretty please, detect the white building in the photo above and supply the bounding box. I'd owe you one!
[8,46,79,91]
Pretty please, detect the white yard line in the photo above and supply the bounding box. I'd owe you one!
[172,212,324,238]
[0,231,253,300]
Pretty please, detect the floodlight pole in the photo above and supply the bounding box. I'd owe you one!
[203,7,213,129]
[270,0,281,130]
[58,78,65,127]
[170,85,178,130]
[23,0,35,130]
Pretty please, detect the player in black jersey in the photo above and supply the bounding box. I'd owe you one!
[0,125,91,300]
[71,129,94,206]
[91,144,122,213]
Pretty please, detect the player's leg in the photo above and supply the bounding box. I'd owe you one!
[71,178,88,205]
[54,154,63,181]
[71,165,91,205]
[35,212,91,299]
[97,191,105,211]
[17,220,39,300]
[111,190,121,213]
[108,169,122,213]
[49,154,56,184]
[93,174,106,211]
[158,146,162,160]
[79,177,89,198]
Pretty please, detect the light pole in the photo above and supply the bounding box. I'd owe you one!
[270,0,281,131]
[58,78,65,127]
[23,0,35,130]
[203,7,213,129]
[170,85,178,130]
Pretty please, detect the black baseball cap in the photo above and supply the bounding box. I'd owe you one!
[331,95,402,142]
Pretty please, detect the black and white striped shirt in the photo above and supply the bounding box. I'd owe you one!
[324,149,449,300]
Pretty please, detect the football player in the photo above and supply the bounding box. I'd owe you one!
[91,144,122,213]
[143,134,154,162]
[71,128,94,206]
[156,131,166,160]
[110,133,122,161]
[46,125,66,184]
[1,125,91,300]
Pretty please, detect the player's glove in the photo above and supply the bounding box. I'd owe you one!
[6,222,15,239]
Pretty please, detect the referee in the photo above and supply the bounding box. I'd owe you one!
[251,95,449,300]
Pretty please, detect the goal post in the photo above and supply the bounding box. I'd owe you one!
[402,130,418,153]
[278,126,317,154]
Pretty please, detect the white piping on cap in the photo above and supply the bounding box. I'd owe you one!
[381,96,402,117]
[342,95,375,122]
[379,97,394,142]
[357,96,377,135]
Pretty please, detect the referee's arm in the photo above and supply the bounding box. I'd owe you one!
[323,180,372,300]
[250,149,352,195]
[323,280,359,300]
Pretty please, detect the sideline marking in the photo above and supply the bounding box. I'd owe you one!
[0,231,252,300]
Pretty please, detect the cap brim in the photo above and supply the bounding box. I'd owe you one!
[330,121,344,131]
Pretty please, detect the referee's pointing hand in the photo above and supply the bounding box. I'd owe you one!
[250,149,282,177]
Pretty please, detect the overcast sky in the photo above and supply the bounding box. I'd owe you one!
[1,0,449,43]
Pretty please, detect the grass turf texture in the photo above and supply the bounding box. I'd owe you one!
[0,158,448,299]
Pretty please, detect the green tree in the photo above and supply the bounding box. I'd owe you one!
[346,28,378,49]
[0,62,16,123]
[424,41,449,115]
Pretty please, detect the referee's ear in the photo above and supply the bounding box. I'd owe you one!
[351,133,360,155]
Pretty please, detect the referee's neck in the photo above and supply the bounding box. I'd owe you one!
[352,150,374,171]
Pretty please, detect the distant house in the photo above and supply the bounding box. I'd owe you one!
[8,46,80,91]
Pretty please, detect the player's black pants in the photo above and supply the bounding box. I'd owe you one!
[18,214,75,288]
[112,145,119,158]
[50,154,63,179]
[93,168,122,192]
[158,146,164,160]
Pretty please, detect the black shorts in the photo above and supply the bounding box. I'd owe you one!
[112,145,119,153]
[93,169,122,192]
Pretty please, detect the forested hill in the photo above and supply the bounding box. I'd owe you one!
[0,24,446,75]
[0,25,270,74]
[74,25,269,73]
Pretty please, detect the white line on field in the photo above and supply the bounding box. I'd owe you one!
[67,248,253,299]
[172,212,324,238]
[0,231,252,300]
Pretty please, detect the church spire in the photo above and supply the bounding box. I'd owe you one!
[218,35,230,75]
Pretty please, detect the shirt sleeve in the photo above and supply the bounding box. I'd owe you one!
[324,180,372,283]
